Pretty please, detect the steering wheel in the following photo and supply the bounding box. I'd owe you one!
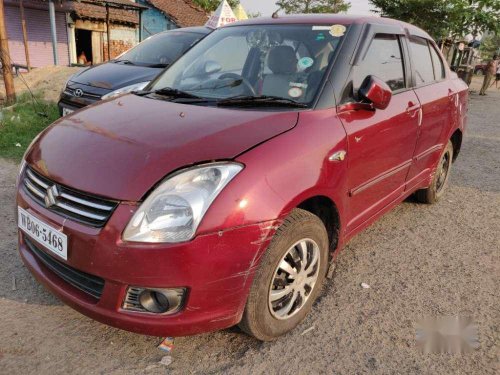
[218,73,257,96]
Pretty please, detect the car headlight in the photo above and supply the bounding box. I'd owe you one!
[123,163,243,243]
[102,81,149,100]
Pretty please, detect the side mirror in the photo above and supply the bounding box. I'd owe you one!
[359,75,392,110]
[204,60,222,75]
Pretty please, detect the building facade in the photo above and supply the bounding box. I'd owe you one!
[136,0,208,39]
[4,0,208,68]
[69,0,144,64]
[5,0,71,67]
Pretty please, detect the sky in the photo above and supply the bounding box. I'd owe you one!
[239,0,377,17]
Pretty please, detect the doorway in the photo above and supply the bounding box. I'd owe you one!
[75,29,93,64]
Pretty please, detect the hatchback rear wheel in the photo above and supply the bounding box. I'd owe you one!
[239,209,329,341]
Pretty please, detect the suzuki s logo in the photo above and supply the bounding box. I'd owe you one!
[44,185,60,208]
[74,88,84,97]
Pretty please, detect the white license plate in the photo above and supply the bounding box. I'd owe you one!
[18,207,68,260]
[62,108,74,116]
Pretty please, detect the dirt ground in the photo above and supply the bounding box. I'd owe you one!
[0,77,498,374]
[1,66,81,103]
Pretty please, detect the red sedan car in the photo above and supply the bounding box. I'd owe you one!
[16,15,468,341]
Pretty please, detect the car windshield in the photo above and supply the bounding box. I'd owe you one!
[148,24,347,106]
[116,31,205,67]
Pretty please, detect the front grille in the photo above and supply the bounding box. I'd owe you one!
[22,167,118,227]
[64,87,102,100]
[25,237,104,300]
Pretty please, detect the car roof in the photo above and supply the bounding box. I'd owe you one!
[224,14,431,40]
[159,26,212,35]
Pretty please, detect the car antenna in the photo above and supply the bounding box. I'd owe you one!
[272,7,281,18]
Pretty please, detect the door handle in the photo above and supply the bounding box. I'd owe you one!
[448,88,455,101]
[406,102,420,116]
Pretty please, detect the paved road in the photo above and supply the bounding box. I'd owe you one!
[0,84,498,374]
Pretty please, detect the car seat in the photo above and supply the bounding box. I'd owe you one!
[262,46,298,98]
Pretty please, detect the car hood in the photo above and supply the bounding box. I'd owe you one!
[71,63,163,90]
[27,94,299,201]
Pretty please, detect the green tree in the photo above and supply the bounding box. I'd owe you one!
[479,33,500,57]
[369,0,500,41]
[448,0,500,39]
[193,0,240,12]
[369,0,448,39]
[275,0,351,14]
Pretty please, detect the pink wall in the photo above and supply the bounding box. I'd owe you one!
[5,5,70,67]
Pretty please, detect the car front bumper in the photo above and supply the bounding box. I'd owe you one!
[17,188,277,337]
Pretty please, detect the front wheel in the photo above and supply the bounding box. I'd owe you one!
[415,140,454,204]
[239,209,329,341]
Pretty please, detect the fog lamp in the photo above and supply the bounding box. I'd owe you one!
[123,287,186,314]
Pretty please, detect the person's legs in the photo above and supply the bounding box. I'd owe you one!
[479,74,493,95]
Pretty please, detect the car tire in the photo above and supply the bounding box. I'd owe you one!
[415,140,454,204]
[239,208,329,341]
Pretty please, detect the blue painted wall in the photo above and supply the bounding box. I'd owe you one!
[136,0,178,40]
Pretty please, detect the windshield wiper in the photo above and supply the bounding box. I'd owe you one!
[217,95,308,108]
[113,59,135,65]
[135,87,202,100]
[146,63,170,68]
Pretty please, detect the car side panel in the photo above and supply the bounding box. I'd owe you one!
[198,109,349,244]
[338,90,420,232]
[452,77,469,135]
[406,80,458,190]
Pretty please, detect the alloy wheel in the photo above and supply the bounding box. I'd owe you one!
[268,239,321,320]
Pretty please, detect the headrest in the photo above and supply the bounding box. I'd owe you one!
[268,46,297,74]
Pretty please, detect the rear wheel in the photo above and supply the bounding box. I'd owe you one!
[415,140,454,204]
[239,209,329,341]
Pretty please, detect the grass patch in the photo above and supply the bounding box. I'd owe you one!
[0,93,59,161]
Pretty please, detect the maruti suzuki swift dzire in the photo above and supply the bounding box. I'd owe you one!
[16,15,468,341]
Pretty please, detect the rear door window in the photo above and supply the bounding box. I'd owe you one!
[353,34,406,94]
[409,37,435,85]
[429,44,446,80]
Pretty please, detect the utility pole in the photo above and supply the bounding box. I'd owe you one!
[19,0,31,71]
[48,0,59,65]
[106,4,111,61]
[0,0,16,103]
[139,9,143,42]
